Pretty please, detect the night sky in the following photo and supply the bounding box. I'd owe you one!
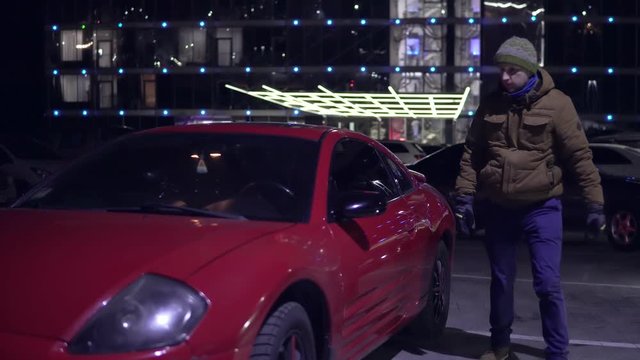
[2,1,45,133]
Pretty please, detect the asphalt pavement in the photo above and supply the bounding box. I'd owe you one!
[365,230,640,360]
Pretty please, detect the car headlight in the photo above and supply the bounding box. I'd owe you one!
[68,274,208,354]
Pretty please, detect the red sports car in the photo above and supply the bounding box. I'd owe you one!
[0,123,455,360]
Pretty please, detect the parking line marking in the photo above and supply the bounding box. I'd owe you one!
[467,331,640,350]
[453,274,640,290]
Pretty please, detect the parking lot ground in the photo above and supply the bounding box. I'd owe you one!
[366,230,640,360]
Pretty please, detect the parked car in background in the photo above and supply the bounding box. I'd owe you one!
[589,131,640,149]
[48,125,138,159]
[409,143,640,251]
[379,140,427,164]
[0,135,67,203]
[1,123,455,359]
[588,143,640,178]
[419,144,448,156]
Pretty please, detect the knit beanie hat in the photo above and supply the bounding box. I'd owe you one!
[494,36,538,74]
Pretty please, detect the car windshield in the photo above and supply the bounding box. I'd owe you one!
[16,132,319,222]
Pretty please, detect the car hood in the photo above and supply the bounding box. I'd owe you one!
[0,209,292,340]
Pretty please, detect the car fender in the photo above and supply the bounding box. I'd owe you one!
[184,224,341,358]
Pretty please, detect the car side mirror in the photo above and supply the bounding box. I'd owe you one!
[409,169,427,183]
[336,190,386,219]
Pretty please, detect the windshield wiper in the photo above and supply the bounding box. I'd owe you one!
[106,203,246,220]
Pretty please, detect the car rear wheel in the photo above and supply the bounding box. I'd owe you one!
[407,241,451,344]
[251,302,317,360]
[607,208,639,251]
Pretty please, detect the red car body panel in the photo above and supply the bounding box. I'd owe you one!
[0,124,455,360]
[0,210,292,340]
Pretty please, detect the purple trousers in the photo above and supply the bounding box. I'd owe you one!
[483,197,569,360]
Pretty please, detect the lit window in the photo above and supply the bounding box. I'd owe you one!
[61,30,84,62]
[60,75,90,103]
[179,28,206,64]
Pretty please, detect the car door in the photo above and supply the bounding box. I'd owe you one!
[326,138,412,355]
[380,150,437,313]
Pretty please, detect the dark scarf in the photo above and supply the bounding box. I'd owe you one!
[506,73,540,111]
[508,73,539,98]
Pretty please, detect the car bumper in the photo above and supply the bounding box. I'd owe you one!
[0,331,195,359]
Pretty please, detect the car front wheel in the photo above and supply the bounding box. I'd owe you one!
[251,302,317,360]
[608,208,639,251]
[407,241,451,344]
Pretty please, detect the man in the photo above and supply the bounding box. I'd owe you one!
[454,36,605,360]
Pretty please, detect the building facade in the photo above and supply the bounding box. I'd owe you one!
[44,0,640,147]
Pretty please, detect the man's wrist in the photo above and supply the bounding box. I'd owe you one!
[587,202,604,213]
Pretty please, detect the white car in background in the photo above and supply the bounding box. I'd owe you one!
[379,140,427,165]
[0,136,67,204]
[589,143,640,179]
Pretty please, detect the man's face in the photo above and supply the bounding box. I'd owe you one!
[499,64,531,93]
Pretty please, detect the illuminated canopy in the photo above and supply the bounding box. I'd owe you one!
[226,84,471,120]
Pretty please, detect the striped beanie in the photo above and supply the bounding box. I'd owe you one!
[494,36,538,74]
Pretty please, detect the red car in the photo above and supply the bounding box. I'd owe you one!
[0,123,455,360]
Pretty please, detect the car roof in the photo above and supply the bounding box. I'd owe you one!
[143,122,337,142]
[589,142,640,153]
[590,131,640,141]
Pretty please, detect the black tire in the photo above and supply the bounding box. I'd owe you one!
[607,208,639,252]
[407,242,451,344]
[251,302,317,360]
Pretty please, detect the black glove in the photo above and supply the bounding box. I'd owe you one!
[454,195,475,238]
[586,203,606,238]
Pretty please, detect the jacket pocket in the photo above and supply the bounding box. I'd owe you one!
[503,159,555,196]
[483,114,508,145]
[520,113,552,150]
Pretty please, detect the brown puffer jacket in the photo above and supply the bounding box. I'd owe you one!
[455,69,604,207]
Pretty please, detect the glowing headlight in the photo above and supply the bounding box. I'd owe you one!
[68,274,208,354]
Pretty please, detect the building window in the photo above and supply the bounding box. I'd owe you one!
[217,38,232,66]
[61,75,90,102]
[141,74,156,108]
[61,30,84,62]
[97,40,113,68]
[98,76,116,109]
[179,28,207,64]
[215,28,242,67]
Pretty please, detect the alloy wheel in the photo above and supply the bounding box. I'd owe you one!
[279,331,304,360]
[431,259,446,323]
[610,210,638,246]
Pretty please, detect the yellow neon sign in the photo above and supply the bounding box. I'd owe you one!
[225,84,470,120]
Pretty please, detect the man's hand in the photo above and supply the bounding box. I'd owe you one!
[586,203,606,238]
[454,195,475,238]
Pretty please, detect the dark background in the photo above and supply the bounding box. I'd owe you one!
[2,1,639,135]
[1,0,46,133]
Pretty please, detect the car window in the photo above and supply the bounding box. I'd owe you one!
[382,153,414,194]
[329,139,399,202]
[591,148,631,165]
[381,142,408,153]
[17,133,319,223]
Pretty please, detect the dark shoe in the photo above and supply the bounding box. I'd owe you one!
[479,347,519,360]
